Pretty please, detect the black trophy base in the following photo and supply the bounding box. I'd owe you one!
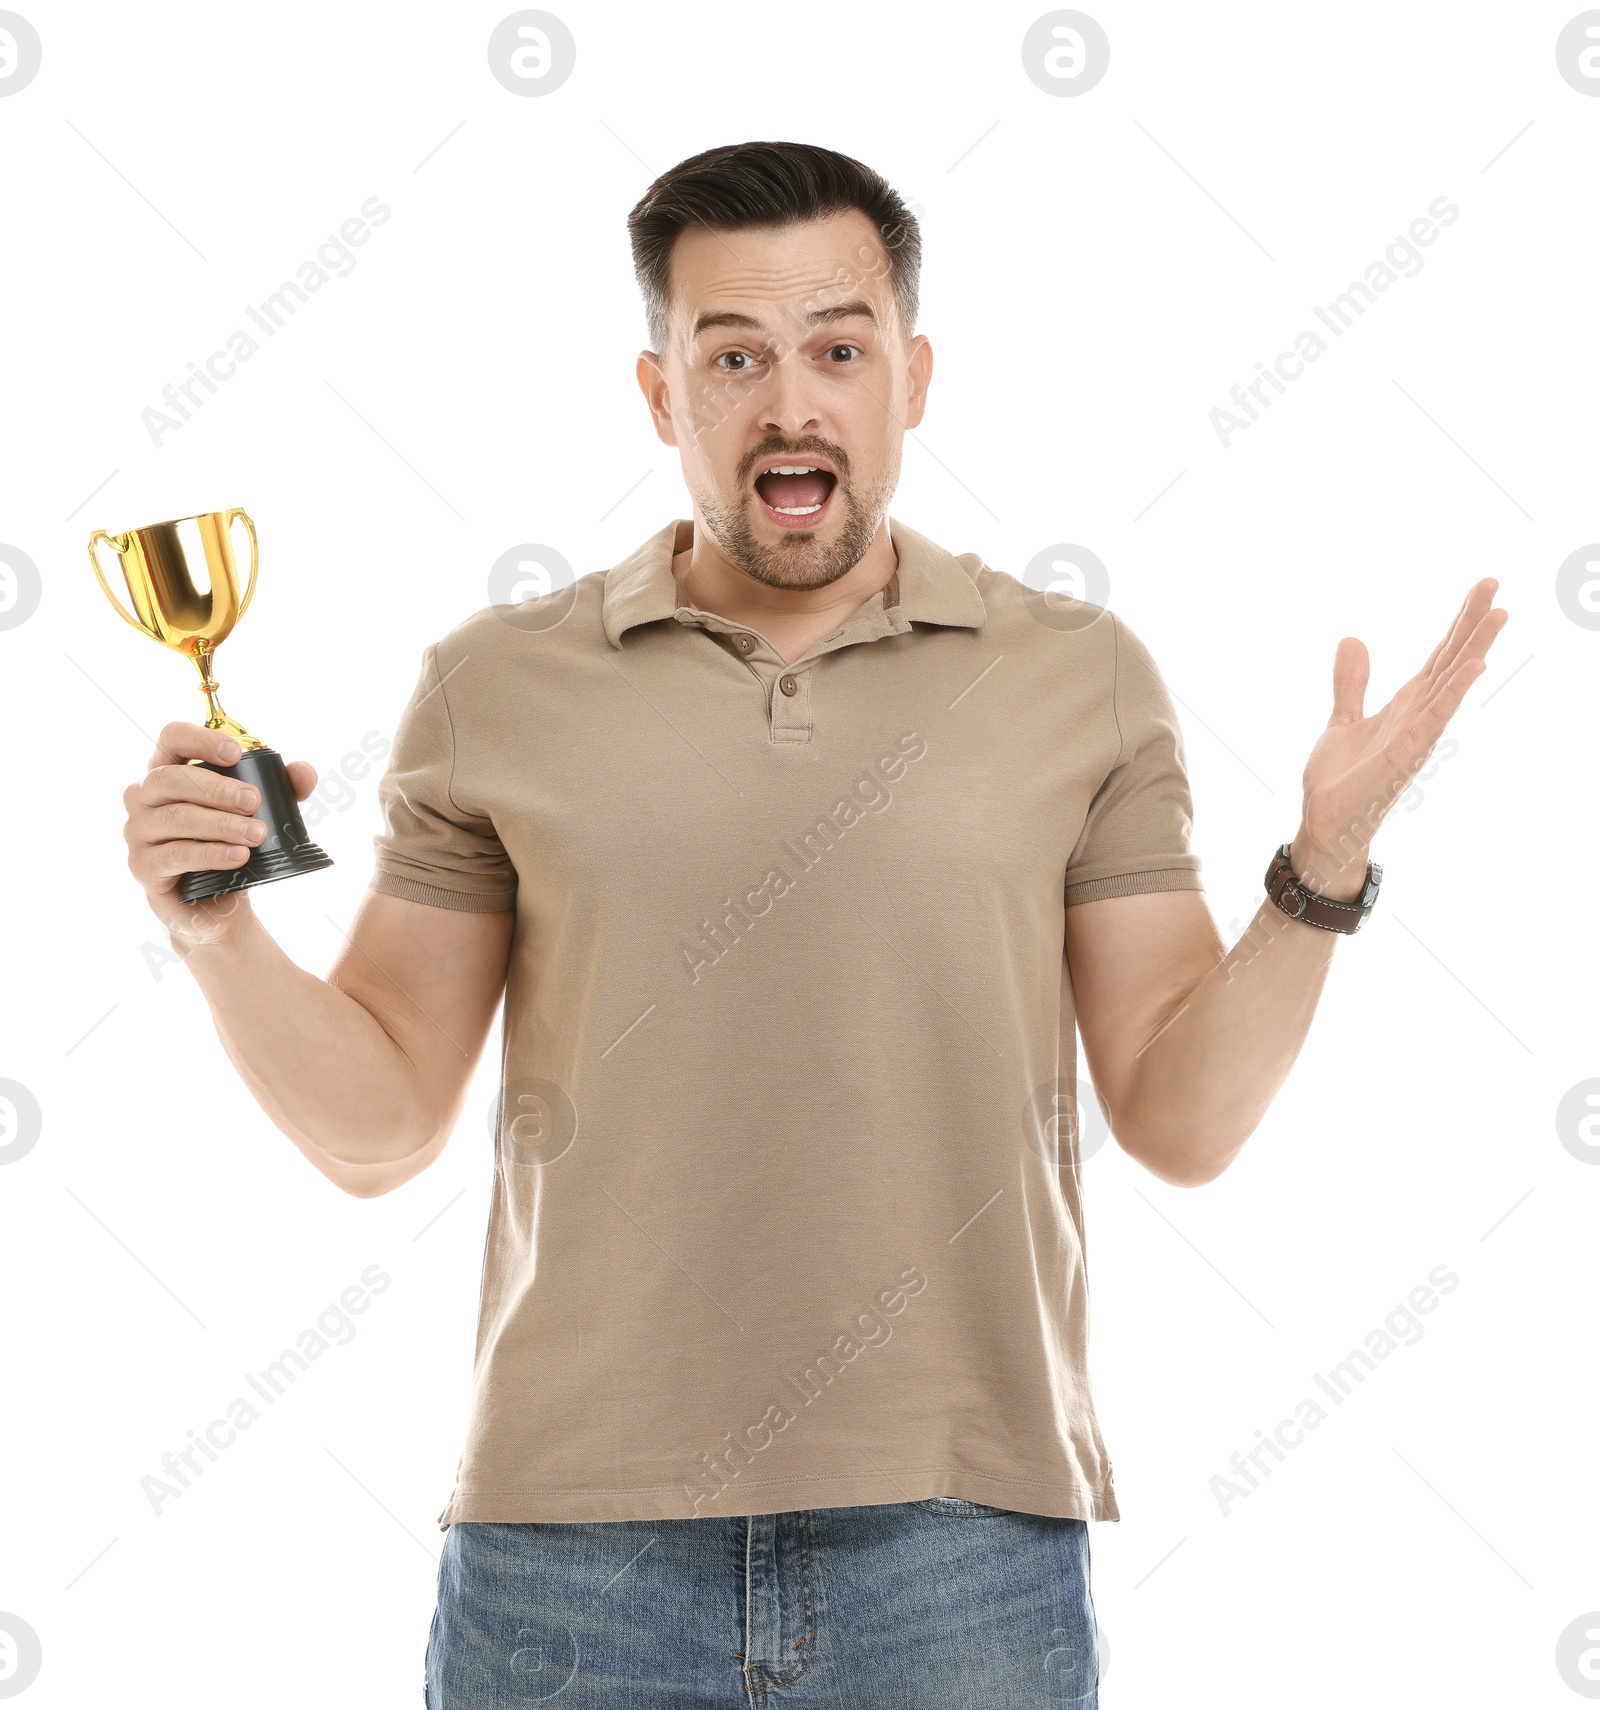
[179,745,334,904]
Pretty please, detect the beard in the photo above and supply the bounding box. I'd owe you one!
[691,460,894,593]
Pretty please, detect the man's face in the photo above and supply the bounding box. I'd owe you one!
[637,208,931,591]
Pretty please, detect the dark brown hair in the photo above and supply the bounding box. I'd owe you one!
[626,140,921,353]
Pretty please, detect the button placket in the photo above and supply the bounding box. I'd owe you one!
[728,629,781,707]
[769,665,810,741]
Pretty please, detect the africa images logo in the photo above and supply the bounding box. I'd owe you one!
[1209,197,1459,449]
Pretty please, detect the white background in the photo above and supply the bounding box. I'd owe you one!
[1,2,1596,1705]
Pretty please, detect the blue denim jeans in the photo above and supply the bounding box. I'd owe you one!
[424,1499,1099,1708]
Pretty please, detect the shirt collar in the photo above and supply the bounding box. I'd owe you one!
[601,516,988,648]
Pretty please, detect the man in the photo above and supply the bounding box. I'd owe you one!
[121,142,1505,1708]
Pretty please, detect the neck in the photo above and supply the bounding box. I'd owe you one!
[671,516,898,664]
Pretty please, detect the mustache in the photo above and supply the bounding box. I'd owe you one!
[740,444,850,484]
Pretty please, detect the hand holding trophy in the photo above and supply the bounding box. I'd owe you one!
[88,508,332,903]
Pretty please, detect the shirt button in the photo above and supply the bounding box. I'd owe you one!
[779,674,798,696]
[735,635,754,653]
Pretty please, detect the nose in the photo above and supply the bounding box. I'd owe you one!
[755,348,823,444]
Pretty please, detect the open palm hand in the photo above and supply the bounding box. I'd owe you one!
[1291,578,1508,897]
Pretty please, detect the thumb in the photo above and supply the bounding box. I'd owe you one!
[1331,637,1368,724]
[284,760,319,802]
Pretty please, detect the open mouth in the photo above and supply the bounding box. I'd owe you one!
[752,460,838,529]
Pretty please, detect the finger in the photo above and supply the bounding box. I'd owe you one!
[1425,578,1498,685]
[131,761,262,815]
[148,721,245,772]
[143,839,254,880]
[284,760,319,802]
[1417,588,1471,680]
[1331,636,1369,723]
[1426,605,1508,700]
[1403,653,1490,756]
[127,799,268,851]
[1390,608,1506,773]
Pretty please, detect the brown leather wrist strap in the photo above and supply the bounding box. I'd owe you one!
[1264,843,1382,935]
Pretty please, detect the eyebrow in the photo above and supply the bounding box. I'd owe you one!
[691,299,880,338]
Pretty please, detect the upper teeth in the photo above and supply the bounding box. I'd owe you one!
[765,465,821,475]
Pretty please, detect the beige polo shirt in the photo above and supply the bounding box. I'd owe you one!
[372,515,1203,1527]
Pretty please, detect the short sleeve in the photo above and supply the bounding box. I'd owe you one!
[1064,614,1204,906]
[371,644,517,912]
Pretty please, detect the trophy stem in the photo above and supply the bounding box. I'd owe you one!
[188,641,262,751]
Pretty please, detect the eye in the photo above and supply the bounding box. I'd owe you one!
[826,344,861,363]
[713,351,754,371]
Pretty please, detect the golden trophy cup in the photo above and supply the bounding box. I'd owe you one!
[87,508,333,903]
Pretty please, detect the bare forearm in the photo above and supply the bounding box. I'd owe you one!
[1115,893,1340,1184]
[1078,580,1506,1189]
[119,724,508,1195]
[175,903,436,1180]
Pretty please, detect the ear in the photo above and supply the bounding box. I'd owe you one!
[636,350,679,448]
[902,333,933,430]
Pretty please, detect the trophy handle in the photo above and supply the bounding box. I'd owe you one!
[227,508,259,620]
[86,529,155,638]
